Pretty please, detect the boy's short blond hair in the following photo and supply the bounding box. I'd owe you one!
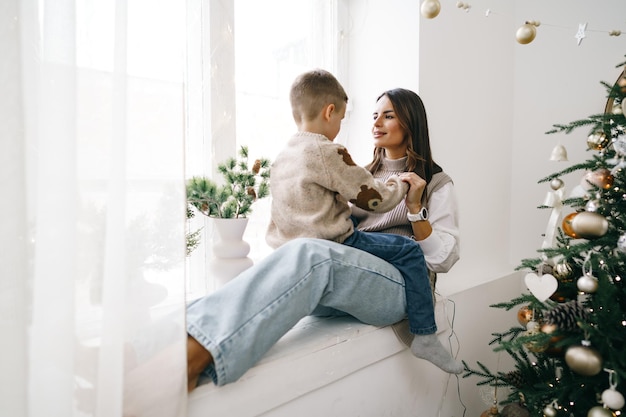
[290,69,349,124]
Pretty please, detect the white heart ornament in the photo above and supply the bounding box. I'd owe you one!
[524,272,558,302]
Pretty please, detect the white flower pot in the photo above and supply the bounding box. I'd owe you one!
[208,218,253,287]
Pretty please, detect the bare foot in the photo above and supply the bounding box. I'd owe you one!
[187,335,213,391]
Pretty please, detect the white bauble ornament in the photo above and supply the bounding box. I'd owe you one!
[585,199,600,212]
[602,387,625,410]
[565,344,603,376]
[587,406,614,417]
[577,273,599,293]
[550,178,564,190]
[543,405,557,417]
[516,23,537,44]
[420,0,441,18]
[622,98,626,115]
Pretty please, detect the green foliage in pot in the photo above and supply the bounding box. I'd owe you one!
[186,146,271,219]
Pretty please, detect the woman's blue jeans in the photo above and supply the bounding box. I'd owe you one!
[186,238,408,386]
[343,229,436,335]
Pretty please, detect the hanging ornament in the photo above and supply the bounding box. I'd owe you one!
[539,323,565,357]
[550,178,564,191]
[550,144,568,161]
[553,260,574,282]
[570,211,609,239]
[524,322,546,353]
[420,0,441,19]
[516,21,538,44]
[577,253,599,293]
[601,369,625,410]
[602,389,625,411]
[562,212,580,238]
[517,305,534,326]
[581,168,614,191]
[542,403,558,417]
[587,132,610,151]
[524,271,558,302]
[577,273,599,293]
[500,402,530,417]
[564,341,603,376]
[586,406,615,417]
[585,199,601,212]
[617,233,626,254]
[575,22,587,45]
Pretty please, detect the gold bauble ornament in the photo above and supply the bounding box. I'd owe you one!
[562,212,579,238]
[565,344,603,376]
[587,406,615,417]
[553,261,573,282]
[420,0,441,19]
[571,211,609,239]
[517,306,534,326]
[587,132,610,150]
[516,23,537,44]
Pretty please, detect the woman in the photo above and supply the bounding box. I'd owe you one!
[186,88,460,389]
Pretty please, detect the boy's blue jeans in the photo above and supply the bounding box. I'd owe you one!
[343,229,436,336]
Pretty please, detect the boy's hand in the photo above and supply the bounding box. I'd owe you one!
[398,172,426,212]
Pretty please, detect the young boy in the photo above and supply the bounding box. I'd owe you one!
[266,69,462,374]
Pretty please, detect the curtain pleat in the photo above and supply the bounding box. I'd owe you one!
[2,1,188,416]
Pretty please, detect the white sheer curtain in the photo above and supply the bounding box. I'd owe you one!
[1,1,188,416]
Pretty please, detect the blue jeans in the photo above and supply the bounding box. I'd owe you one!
[343,230,436,336]
[186,238,407,386]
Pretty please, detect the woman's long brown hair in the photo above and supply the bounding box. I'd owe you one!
[365,89,442,187]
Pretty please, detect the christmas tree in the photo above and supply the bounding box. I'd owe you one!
[464,58,626,417]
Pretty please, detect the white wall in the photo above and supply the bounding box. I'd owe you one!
[510,0,626,263]
[343,0,626,294]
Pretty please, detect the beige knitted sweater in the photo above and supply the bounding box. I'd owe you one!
[266,132,408,249]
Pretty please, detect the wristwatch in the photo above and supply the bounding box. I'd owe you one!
[407,207,428,222]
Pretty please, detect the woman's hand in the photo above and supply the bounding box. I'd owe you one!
[398,172,426,212]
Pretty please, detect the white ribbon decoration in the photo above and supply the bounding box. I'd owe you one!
[542,186,565,250]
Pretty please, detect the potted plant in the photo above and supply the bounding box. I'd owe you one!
[186,145,271,219]
[186,146,271,267]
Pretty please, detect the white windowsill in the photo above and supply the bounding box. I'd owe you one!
[187,297,452,417]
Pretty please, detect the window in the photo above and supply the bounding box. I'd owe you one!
[185,0,345,295]
[234,0,341,161]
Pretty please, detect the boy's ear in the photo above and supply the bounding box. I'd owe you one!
[322,103,335,121]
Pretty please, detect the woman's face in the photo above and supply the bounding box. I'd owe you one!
[371,95,407,158]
